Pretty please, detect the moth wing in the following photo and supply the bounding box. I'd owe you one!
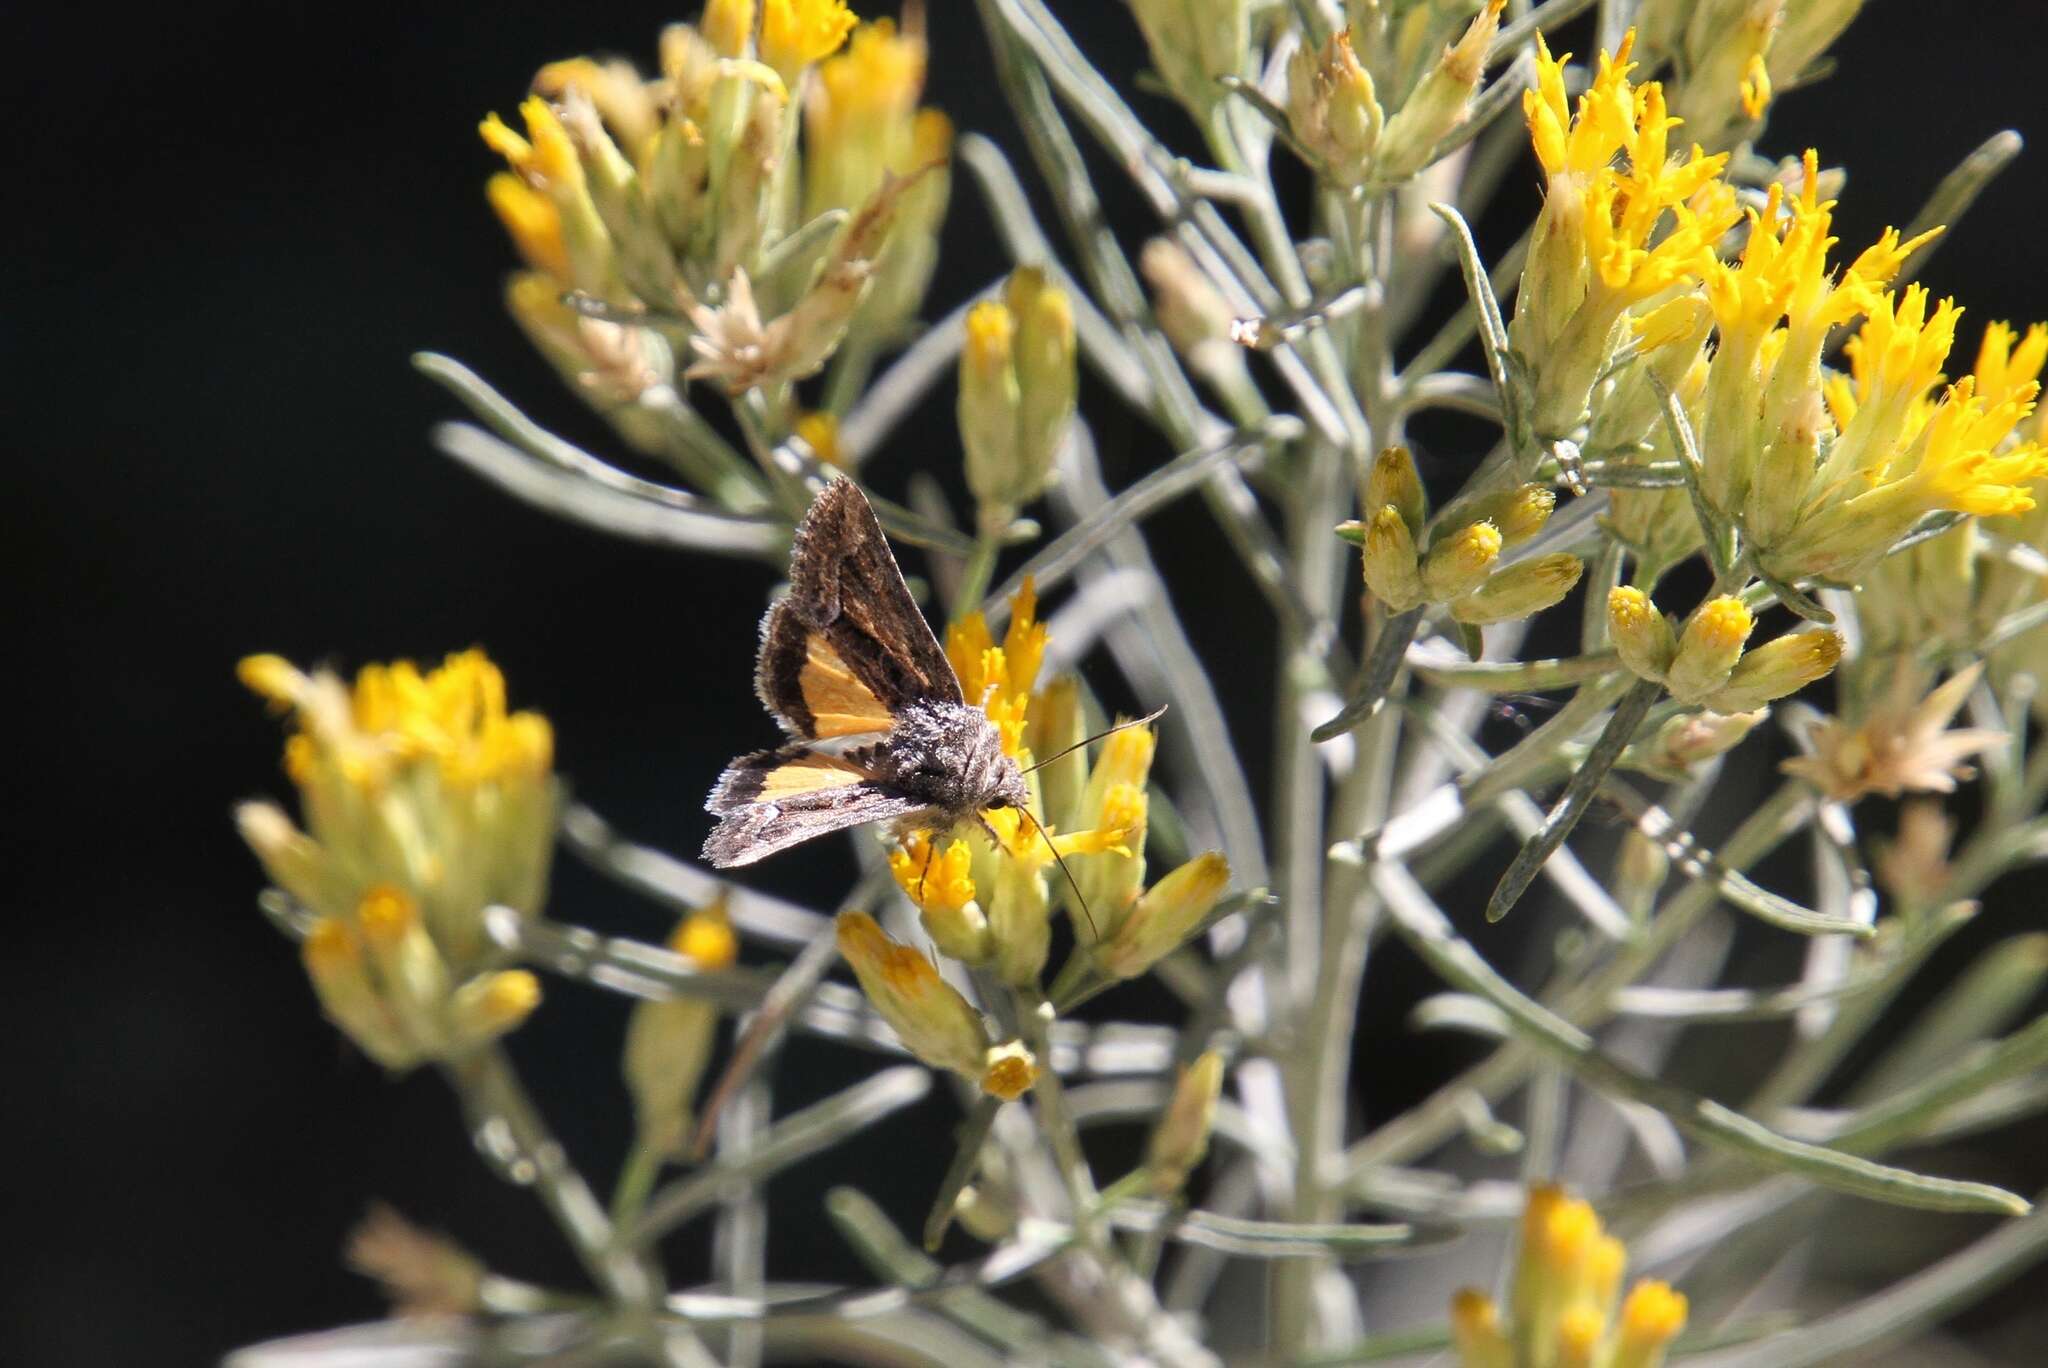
[754,480,961,739]
[755,599,901,739]
[702,746,922,868]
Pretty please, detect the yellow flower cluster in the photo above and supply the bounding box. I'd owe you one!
[235,651,556,1069]
[1452,1185,1687,1368]
[874,584,1231,1010]
[1352,446,1584,629]
[1515,33,1739,438]
[474,2,952,429]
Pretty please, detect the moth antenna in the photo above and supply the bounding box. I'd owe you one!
[1015,806,1099,942]
[1022,705,1169,775]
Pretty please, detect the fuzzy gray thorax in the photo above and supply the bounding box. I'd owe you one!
[854,699,1028,815]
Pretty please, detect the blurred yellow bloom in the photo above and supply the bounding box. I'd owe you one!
[1458,1183,1687,1368]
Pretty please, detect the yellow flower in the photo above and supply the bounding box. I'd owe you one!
[805,18,927,216]
[835,912,997,1088]
[236,651,557,984]
[479,97,616,294]
[1469,1183,1687,1368]
[1515,32,1738,437]
[945,577,1048,759]
[1765,286,2048,579]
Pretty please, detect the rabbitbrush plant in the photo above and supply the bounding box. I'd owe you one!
[230,1,2048,1364]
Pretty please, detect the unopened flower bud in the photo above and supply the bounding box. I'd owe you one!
[1367,445,1427,535]
[1025,674,1088,834]
[1095,852,1230,981]
[1449,1287,1512,1368]
[302,918,416,1070]
[1007,267,1079,504]
[1630,708,1767,775]
[1286,29,1383,186]
[1422,521,1504,601]
[1378,1,1505,180]
[1071,726,1157,932]
[980,1039,1038,1101]
[1457,483,1556,547]
[1609,589,1678,682]
[1128,0,1248,116]
[346,1203,487,1319]
[1556,1303,1605,1368]
[1704,629,1843,712]
[358,886,452,1051]
[1141,238,1243,383]
[1612,1280,1688,1368]
[1451,553,1584,625]
[836,912,990,1080]
[236,801,330,915]
[1666,597,1756,704]
[960,271,1074,523]
[1361,506,1426,610]
[1147,1050,1224,1194]
[557,91,678,301]
[450,971,543,1050]
[622,902,736,1154]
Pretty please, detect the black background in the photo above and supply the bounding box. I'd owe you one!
[13,2,2048,1363]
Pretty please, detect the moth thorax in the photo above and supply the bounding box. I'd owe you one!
[873,700,1027,813]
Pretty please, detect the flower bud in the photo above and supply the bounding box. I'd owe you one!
[622,906,734,1155]
[985,836,1053,988]
[889,832,992,966]
[960,276,1072,524]
[1628,708,1767,776]
[1006,267,1079,505]
[1095,852,1230,981]
[302,918,416,1070]
[1704,629,1843,712]
[1612,1280,1688,1368]
[236,801,332,916]
[1556,1303,1605,1368]
[1451,554,1584,625]
[1378,1,1505,181]
[1146,1051,1224,1194]
[1141,238,1245,386]
[1449,1287,1513,1368]
[346,1204,487,1318]
[358,886,453,1052]
[557,91,679,301]
[1286,29,1383,186]
[980,1039,1039,1101]
[1071,725,1157,933]
[1608,587,1678,682]
[1422,521,1504,601]
[1025,675,1089,834]
[1367,445,1428,536]
[1128,0,1248,116]
[836,912,990,1080]
[1665,597,1756,704]
[1361,506,1426,610]
[960,297,1019,495]
[1457,484,1556,547]
[450,971,544,1051]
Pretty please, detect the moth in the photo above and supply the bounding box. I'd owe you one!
[703,478,1031,869]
